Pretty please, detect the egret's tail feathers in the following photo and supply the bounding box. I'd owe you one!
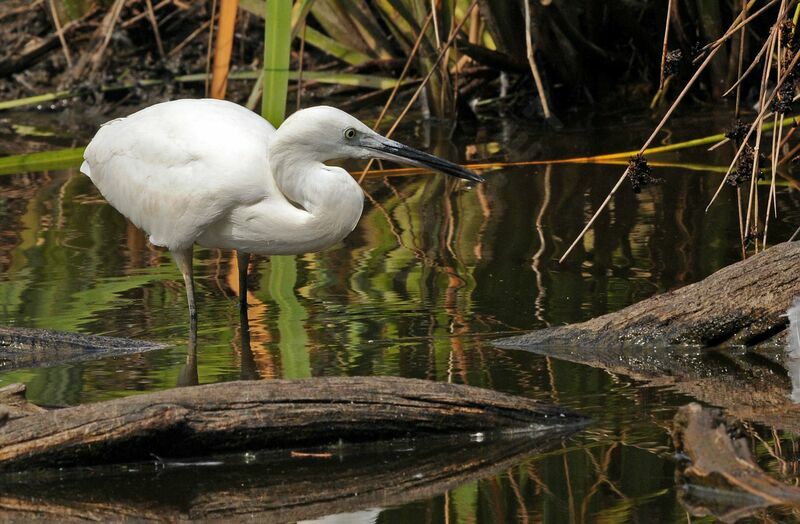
[80,160,91,178]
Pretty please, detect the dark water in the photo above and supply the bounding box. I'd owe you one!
[1,106,799,522]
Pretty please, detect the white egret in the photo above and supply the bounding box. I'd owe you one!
[81,99,482,327]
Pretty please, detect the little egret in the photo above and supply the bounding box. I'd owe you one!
[81,99,482,328]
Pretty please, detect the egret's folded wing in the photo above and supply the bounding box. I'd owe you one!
[82,99,277,251]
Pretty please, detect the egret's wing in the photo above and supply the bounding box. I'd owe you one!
[82,99,278,251]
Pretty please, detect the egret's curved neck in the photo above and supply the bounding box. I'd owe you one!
[268,132,364,238]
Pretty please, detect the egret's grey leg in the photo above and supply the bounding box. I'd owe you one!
[173,248,197,330]
[237,251,250,315]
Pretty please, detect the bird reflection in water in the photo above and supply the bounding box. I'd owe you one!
[176,290,261,387]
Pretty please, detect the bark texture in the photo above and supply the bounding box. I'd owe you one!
[0,376,584,472]
[496,241,800,433]
[499,241,800,349]
[673,403,800,521]
[0,326,165,370]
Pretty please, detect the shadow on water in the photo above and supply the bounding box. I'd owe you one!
[2,108,800,521]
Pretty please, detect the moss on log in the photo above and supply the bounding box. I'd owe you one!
[0,376,585,472]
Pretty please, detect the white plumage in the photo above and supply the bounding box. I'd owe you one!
[81,98,482,327]
[786,297,800,402]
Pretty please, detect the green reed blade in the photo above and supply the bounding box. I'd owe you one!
[261,0,292,126]
[0,147,85,176]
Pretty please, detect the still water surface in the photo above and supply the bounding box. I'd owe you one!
[1,107,799,522]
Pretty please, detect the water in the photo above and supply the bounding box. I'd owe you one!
[1,106,799,521]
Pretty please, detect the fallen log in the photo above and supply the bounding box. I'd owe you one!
[499,241,800,349]
[496,241,800,433]
[0,424,570,522]
[673,403,800,521]
[0,326,165,371]
[0,376,586,472]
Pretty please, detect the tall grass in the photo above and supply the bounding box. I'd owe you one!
[261,0,292,126]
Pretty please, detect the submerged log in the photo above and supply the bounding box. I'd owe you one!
[0,376,585,472]
[0,326,165,370]
[673,403,800,521]
[499,241,800,349]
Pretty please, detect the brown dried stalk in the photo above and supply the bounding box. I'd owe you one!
[356,12,433,184]
[560,0,786,263]
[358,2,477,183]
[659,0,674,91]
[523,0,552,119]
[145,0,165,59]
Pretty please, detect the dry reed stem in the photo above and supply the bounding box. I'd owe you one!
[659,0,673,91]
[523,0,552,120]
[559,46,725,263]
[744,19,778,249]
[205,0,218,97]
[707,5,799,213]
[120,0,170,28]
[210,0,238,99]
[382,0,477,135]
[74,0,124,79]
[431,0,441,48]
[144,0,166,59]
[699,0,775,58]
[0,0,44,22]
[296,20,307,110]
[750,1,789,250]
[358,3,475,183]
[560,0,787,263]
[356,12,433,184]
[736,0,747,116]
[47,0,73,69]
[169,19,210,57]
[738,187,746,257]
[779,134,800,163]
[764,13,790,245]
[724,24,773,97]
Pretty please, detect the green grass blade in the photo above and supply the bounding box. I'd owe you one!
[0,147,85,176]
[0,91,74,111]
[261,0,292,126]
[302,26,371,65]
[1,71,400,113]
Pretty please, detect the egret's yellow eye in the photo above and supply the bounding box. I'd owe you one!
[344,128,356,140]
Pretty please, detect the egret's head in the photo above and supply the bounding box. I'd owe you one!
[274,106,483,183]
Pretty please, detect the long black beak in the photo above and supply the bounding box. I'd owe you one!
[364,136,484,183]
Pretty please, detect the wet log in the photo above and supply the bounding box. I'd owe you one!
[499,241,800,350]
[0,326,166,371]
[0,377,585,472]
[673,403,800,521]
[0,422,577,522]
[496,241,800,433]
